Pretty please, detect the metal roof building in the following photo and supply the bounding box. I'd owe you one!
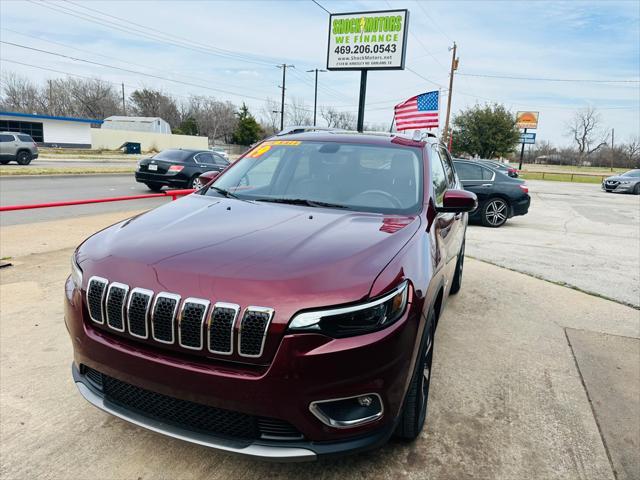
[0,111,102,148]
[102,116,171,134]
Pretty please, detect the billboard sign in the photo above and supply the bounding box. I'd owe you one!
[520,132,536,144]
[327,9,409,71]
[516,111,539,129]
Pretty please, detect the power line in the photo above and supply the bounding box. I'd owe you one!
[1,41,272,102]
[406,67,444,88]
[414,1,454,43]
[456,72,640,84]
[310,0,331,14]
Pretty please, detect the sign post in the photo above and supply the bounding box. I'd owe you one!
[326,9,409,132]
[516,111,539,170]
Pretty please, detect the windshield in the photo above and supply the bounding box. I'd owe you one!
[153,149,191,162]
[205,140,423,214]
[622,170,640,177]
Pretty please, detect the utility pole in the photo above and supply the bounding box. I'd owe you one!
[611,128,615,172]
[443,42,458,145]
[121,83,126,115]
[277,64,294,130]
[307,68,327,126]
[48,80,52,113]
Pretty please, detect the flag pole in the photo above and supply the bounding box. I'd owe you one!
[389,116,395,133]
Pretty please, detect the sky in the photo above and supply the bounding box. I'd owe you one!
[0,0,638,146]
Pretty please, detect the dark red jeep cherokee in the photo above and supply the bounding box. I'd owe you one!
[65,131,476,461]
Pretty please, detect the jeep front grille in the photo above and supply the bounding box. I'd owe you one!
[151,293,180,344]
[178,298,209,350]
[105,283,128,332]
[83,279,275,359]
[86,276,108,324]
[238,307,274,357]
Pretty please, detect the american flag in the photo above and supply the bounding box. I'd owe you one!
[394,91,439,130]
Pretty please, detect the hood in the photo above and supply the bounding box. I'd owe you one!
[605,175,628,182]
[79,194,421,317]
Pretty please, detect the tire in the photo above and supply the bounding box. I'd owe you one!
[481,197,508,228]
[634,184,640,195]
[449,240,465,295]
[189,175,204,190]
[16,151,32,165]
[145,182,163,192]
[395,310,435,440]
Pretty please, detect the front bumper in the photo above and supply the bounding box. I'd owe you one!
[65,278,422,459]
[72,364,396,461]
[602,182,634,193]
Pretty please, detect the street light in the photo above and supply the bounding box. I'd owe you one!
[306,68,327,126]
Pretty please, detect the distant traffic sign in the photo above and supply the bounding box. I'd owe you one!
[520,132,536,144]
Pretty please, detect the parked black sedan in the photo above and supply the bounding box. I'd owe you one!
[135,149,229,191]
[453,159,530,227]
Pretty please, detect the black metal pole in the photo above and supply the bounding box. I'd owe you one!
[313,69,318,126]
[357,70,368,132]
[518,128,527,170]
[280,65,286,131]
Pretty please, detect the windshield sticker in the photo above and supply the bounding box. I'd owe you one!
[246,140,301,158]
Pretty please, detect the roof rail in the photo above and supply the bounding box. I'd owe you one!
[276,125,344,136]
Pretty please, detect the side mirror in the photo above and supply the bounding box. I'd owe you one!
[437,189,478,213]
[199,170,220,185]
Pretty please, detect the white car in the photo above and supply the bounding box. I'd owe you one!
[211,146,229,161]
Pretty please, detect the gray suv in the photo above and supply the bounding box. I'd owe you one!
[0,132,39,165]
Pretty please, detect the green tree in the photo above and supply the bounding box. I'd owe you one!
[451,104,520,158]
[231,103,262,145]
[175,116,198,136]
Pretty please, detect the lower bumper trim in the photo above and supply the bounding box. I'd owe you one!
[74,380,316,462]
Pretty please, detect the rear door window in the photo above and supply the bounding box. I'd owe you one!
[454,162,483,181]
[0,134,14,142]
[194,152,215,164]
[481,166,495,180]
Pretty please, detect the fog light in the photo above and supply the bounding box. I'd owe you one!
[309,393,383,429]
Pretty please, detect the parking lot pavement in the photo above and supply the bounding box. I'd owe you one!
[1,212,638,480]
[466,180,640,307]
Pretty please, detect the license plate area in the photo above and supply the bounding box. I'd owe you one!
[148,164,158,171]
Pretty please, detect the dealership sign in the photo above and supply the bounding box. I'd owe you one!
[326,9,409,70]
[520,132,536,144]
[516,111,539,129]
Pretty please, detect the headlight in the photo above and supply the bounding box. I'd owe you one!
[288,281,408,338]
[70,252,83,288]
[620,181,630,184]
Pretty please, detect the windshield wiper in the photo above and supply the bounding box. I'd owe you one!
[255,198,349,209]
[210,186,239,199]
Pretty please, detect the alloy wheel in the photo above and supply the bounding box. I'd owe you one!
[192,177,204,190]
[485,199,508,226]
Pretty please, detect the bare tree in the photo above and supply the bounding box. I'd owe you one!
[285,97,312,126]
[186,96,237,143]
[321,106,355,129]
[260,98,280,135]
[0,72,46,113]
[622,136,640,165]
[566,107,609,163]
[129,88,181,128]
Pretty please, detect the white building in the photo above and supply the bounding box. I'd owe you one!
[0,111,102,147]
[102,116,171,134]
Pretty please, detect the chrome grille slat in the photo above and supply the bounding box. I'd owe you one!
[127,288,153,339]
[105,282,129,332]
[86,276,108,324]
[238,307,274,358]
[208,302,239,355]
[178,298,209,350]
[151,292,180,344]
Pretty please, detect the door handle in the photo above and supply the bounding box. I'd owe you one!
[481,183,492,187]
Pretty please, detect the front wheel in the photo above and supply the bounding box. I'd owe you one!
[395,310,435,440]
[481,197,508,227]
[634,184,640,195]
[449,240,465,294]
[16,151,32,165]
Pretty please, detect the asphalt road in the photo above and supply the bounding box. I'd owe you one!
[0,174,165,226]
[467,179,640,307]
